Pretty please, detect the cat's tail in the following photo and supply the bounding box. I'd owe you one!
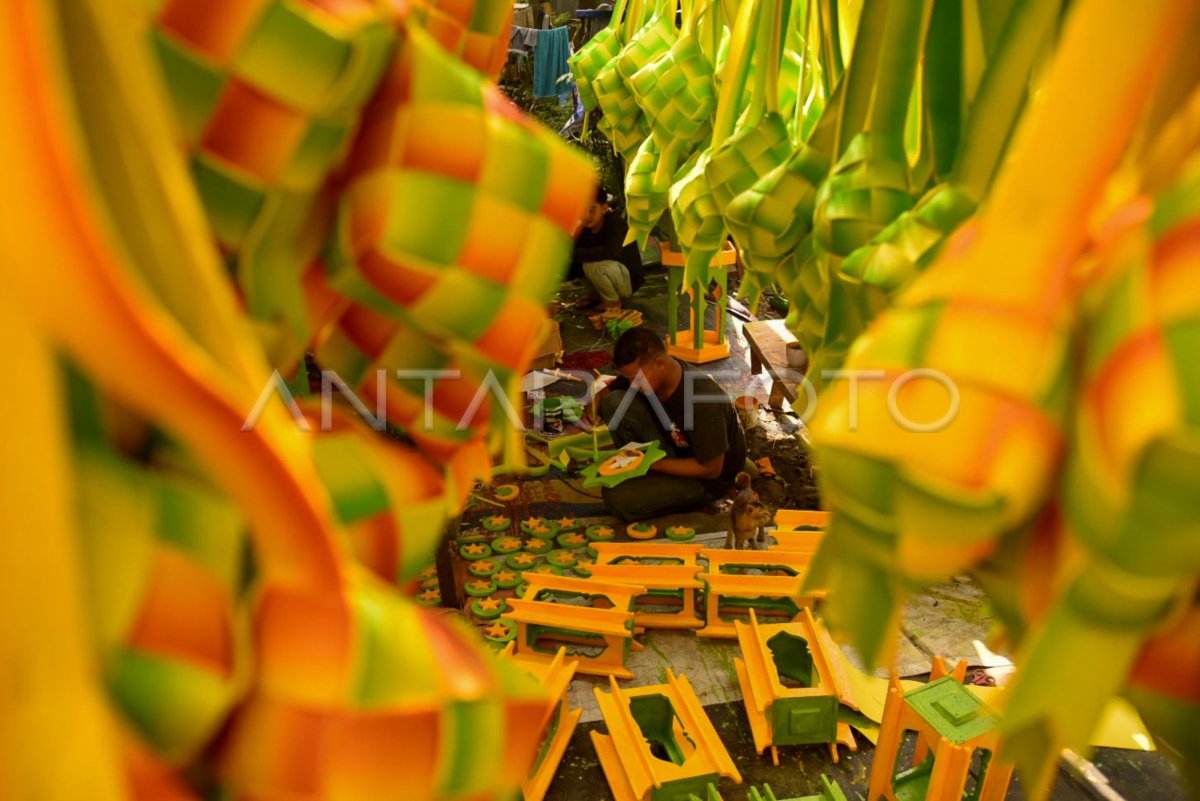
[734,471,752,491]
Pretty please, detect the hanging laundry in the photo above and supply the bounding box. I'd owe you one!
[533,26,572,99]
[510,24,539,54]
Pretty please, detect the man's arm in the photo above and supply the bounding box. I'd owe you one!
[650,452,724,480]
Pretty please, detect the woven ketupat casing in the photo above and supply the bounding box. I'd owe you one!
[569,6,627,110]
[153,0,395,253]
[629,31,716,150]
[317,302,498,471]
[303,402,451,586]
[397,0,515,77]
[839,183,977,297]
[624,136,672,248]
[78,449,249,768]
[724,143,830,275]
[706,112,793,218]
[216,580,551,800]
[812,132,917,261]
[326,26,594,370]
[669,149,728,286]
[1064,177,1200,577]
[807,215,1073,662]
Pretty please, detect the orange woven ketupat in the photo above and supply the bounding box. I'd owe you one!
[390,0,514,78]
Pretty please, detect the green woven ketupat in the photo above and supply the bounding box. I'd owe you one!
[724,143,830,276]
[628,20,715,152]
[811,132,917,261]
[625,0,712,188]
[667,0,762,286]
[624,136,673,248]
[612,0,679,150]
[153,0,396,358]
[796,0,936,378]
[704,0,792,222]
[669,150,728,286]
[569,0,631,110]
[838,183,977,296]
[995,165,1200,792]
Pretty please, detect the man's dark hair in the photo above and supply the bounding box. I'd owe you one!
[595,185,610,205]
[613,327,665,368]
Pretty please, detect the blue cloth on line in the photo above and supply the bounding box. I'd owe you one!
[533,26,572,99]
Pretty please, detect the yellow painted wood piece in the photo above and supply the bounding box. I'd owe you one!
[499,646,584,801]
[590,542,706,629]
[698,549,825,638]
[593,542,706,565]
[770,511,830,554]
[592,671,743,801]
[591,730,642,801]
[659,241,739,267]
[769,529,826,556]
[504,574,645,679]
[733,609,859,763]
[666,330,732,364]
[773,510,832,530]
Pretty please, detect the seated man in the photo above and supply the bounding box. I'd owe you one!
[569,186,644,310]
[597,328,747,521]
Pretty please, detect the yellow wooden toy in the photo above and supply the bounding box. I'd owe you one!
[697,548,825,638]
[499,644,583,801]
[503,574,645,678]
[591,669,743,801]
[733,609,858,765]
[589,542,706,630]
[867,659,1015,801]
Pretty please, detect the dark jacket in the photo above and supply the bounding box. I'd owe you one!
[569,212,645,292]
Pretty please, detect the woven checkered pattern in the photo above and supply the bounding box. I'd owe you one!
[398,0,515,77]
[325,27,594,371]
[628,31,716,150]
[217,581,549,800]
[705,112,792,217]
[153,0,394,252]
[794,131,919,376]
[811,132,917,261]
[79,450,248,767]
[1061,172,1200,621]
[807,209,1074,661]
[593,57,651,163]
[317,302,497,466]
[614,10,678,94]
[624,137,672,248]
[993,173,1200,786]
[668,150,728,286]
[838,184,978,296]
[305,402,451,586]
[569,0,629,110]
[724,142,830,275]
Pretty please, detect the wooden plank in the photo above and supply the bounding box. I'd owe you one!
[742,319,804,407]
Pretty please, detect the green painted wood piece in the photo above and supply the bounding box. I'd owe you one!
[580,441,668,488]
[904,675,998,744]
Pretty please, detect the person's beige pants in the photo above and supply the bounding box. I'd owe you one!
[582,259,632,303]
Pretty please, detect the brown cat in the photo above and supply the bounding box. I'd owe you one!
[725,472,775,550]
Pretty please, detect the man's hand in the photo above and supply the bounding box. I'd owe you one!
[650,453,724,480]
